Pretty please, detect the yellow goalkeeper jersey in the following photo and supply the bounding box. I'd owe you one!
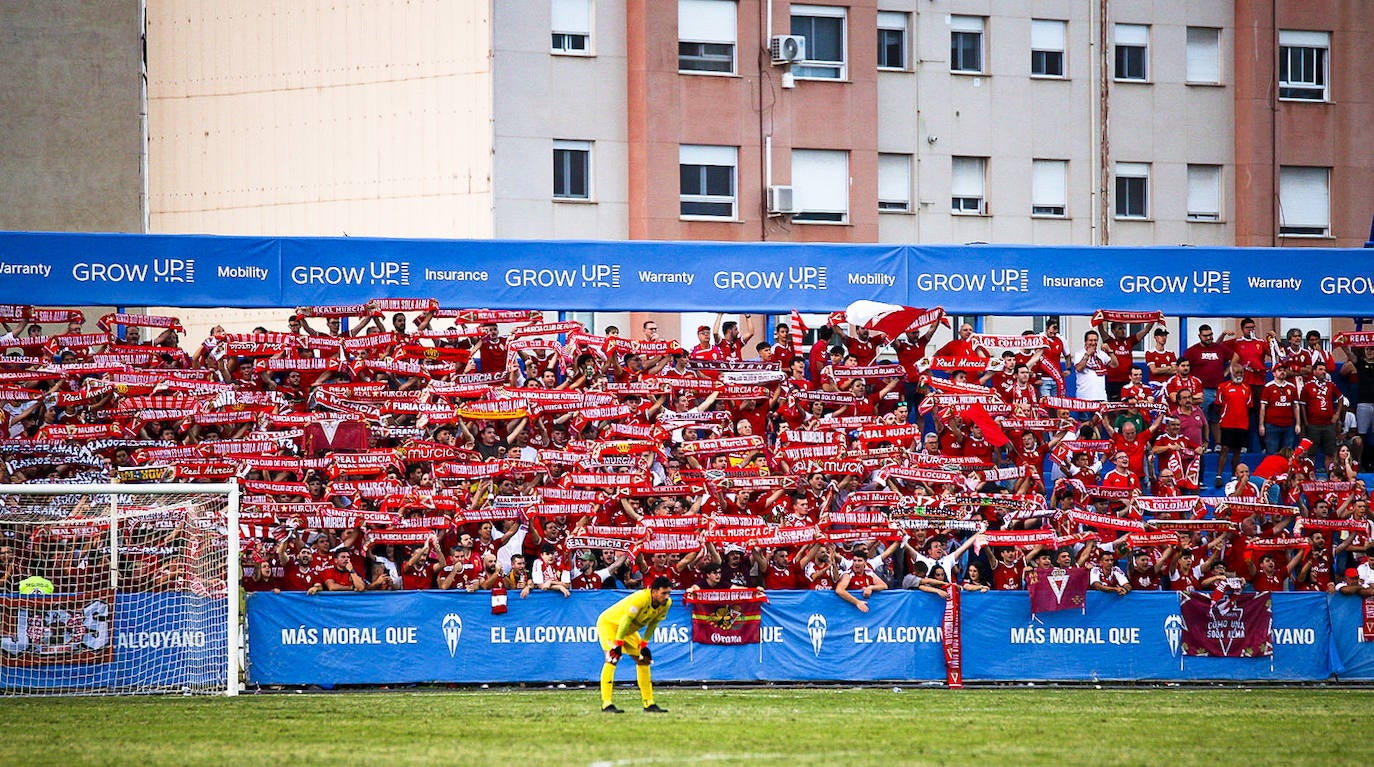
[598,588,671,642]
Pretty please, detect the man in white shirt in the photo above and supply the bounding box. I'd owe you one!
[1073,330,1117,402]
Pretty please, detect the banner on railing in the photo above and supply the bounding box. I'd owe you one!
[242,590,1374,685]
[0,593,227,690]
[245,590,947,685]
[0,231,1368,316]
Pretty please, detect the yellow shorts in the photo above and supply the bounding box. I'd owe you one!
[596,618,643,656]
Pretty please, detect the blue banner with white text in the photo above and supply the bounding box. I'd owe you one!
[246,590,1347,685]
[960,591,1331,681]
[1,231,1371,316]
[245,590,947,685]
[1326,594,1374,680]
[0,592,227,691]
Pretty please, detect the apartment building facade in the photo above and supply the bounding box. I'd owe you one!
[141,1,1370,249]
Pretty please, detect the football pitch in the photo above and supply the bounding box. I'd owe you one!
[6,686,1371,766]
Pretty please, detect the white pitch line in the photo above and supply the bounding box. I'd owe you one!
[590,753,789,767]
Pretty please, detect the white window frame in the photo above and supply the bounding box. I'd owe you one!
[878,153,912,212]
[877,12,908,71]
[1113,23,1149,82]
[1278,30,1330,102]
[1031,159,1067,218]
[679,144,738,220]
[791,5,847,81]
[951,156,987,215]
[553,139,593,201]
[1185,27,1222,85]
[1278,166,1331,237]
[1186,164,1222,222]
[551,0,593,55]
[1030,19,1066,79]
[1114,161,1149,220]
[950,15,985,74]
[678,0,736,75]
[791,149,850,223]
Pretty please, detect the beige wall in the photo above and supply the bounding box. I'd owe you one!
[146,0,494,237]
[0,1,144,233]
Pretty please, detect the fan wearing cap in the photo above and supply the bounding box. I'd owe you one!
[1335,567,1370,596]
[709,542,756,588]
[571,549,626,590]
[1145,327,1177,380]
[688,324,718,360]
[596,576,672,714]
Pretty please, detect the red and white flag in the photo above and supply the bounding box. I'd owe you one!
[789,309,807,357]
[842,300,925,340]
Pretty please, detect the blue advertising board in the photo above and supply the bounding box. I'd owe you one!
[246,590,947,685]
[1325,594,1374,680]
[0,592,228,691]
[246,590,1346,686]
[0,230,1371,316]
[960,591,1331,682]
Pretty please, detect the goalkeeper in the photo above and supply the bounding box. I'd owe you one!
[596,576,672,714]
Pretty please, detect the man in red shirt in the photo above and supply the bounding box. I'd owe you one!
[477,322,509,376]
[934,322,984,360]
[1152,417,1202,492]
[308,549,365,594]
[1145,327,1177,382]
[1215,368,1254,487]
[1301,362,1342,469]
[832,323,879,366]
[806,326,835,383]
[1101,450,1142,494]
[989,546,1026,590]
[1038,319,1066,397]
[757,547,805,590]
[1097,320,1154,401]
[1164,358,1204,406]
[1181,324,1235,451]
[1230,317,1269,443]
[769,322,795,369]
[714,316,754,361]
[1259,364,1301,454]
[891,324,938,418]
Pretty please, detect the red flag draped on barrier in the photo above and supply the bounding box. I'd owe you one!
[1178,591,1273,657]
[943,583,962,688]
[684,589,767,645]
[1026,567,1090,614]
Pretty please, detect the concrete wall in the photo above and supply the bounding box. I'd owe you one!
[0,1,144,233]
[146,0,494,237]
[492,0,630,239]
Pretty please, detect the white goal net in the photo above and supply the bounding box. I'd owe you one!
[0,483,240,696]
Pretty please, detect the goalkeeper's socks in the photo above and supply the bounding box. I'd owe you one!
[600,662,617,708]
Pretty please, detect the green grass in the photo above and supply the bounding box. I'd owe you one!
[4,687,1372,766]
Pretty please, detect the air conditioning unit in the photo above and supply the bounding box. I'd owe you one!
[770,35,806,64]
[767,185,797,214]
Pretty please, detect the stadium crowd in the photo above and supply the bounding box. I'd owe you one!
[1,301,1373,606]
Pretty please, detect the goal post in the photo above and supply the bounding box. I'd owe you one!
[0,483,240,696]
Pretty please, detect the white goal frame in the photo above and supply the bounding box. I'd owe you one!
[0,482,240,696]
